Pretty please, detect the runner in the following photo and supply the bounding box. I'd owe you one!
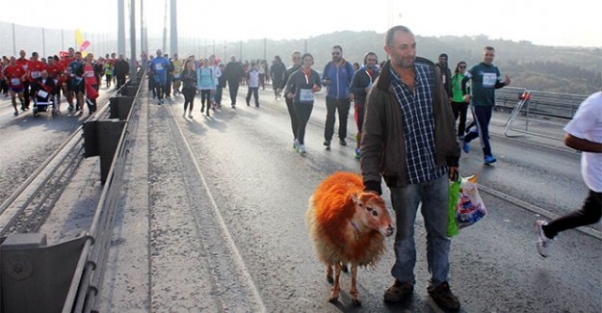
[47,56,65,113]
[171,53,183,95]
[3,56,26,116]
[60,48,76,110]
[26,52,49,112]
[68,52,85,113]
[16,50,30,110]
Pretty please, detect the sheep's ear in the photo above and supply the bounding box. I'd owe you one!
[350,193,361,206]
[467,174,478,184]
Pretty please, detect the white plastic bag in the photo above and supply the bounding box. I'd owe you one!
[455,174,487,229]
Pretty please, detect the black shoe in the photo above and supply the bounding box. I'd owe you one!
[428,282,460,311]
[339,139,347,146]
[323,140,331,149]
[246,100,250,106]
[384,280,414,302]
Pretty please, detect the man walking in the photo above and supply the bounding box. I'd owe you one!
[279,51,302,147]
[350,52,379,159]
[360,25,461,311]
[149,49,171,105]
[321,45,355,149]
[461,46,511,164]
[224,55,244,109]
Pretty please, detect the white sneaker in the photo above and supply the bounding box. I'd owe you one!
[297,144,307,155]
[535,220,552,257]
[293,139,299,150]
[188,113,193,118]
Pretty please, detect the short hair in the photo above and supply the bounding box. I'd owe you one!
[439,53,448,59]
[332,45,343,52]
[484,46,495,51]
[385,25,414,47]
[363,52,378,64]
[291,51,301,56]
[301,53,314,62]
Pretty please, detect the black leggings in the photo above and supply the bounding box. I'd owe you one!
[452,101,468,137]
[543,189,602,239]
[182,87,195,111]
[293,103,313,145]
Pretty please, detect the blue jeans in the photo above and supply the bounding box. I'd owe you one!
[464,105,493,156]
[390,174,450,286]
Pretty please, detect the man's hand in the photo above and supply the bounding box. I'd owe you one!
[448,166,459,181]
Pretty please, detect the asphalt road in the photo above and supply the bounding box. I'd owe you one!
[1,82,600,312]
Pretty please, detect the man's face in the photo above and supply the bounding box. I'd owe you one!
[75,53,82,61]
[331,48,342,63]
[385,31,416,69]
[292,53,301,66]
[230,56,236,62]
[438,56,448,67]
[365,54,377,70]
[483,49,495,65]
[19,50,26,58]
[31,53,39,61]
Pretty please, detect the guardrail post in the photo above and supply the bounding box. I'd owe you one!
[109,96,134,120]
[0,234,87,313]
[83,120,127,185]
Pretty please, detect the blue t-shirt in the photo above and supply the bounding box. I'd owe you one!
[150,57,170,77]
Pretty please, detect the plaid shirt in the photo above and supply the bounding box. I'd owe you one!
[390,64,447,185]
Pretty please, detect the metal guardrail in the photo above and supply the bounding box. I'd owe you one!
[63,73,143,313]
[494,87,586,139]
[0,72,143,313]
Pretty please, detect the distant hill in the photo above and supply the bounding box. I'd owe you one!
[233,31,601,95]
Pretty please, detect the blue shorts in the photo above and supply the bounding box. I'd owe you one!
[9,86,24,93]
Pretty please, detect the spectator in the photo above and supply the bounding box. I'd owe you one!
[360,25,461,311]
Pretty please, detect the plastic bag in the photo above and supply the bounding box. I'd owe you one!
[455,174,487,229]
[447,177,461,237]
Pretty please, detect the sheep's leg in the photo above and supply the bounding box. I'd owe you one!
[328,263,342,303]
[326,264,334,284]
[349,263,361,306]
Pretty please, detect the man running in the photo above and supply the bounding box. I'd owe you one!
[3,56,26,116]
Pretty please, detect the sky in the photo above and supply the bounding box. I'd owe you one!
[1,0,601,48]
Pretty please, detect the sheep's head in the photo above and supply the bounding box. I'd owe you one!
[351,192,394,237]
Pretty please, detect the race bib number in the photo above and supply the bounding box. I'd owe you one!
[31,71,41,79]
[10,78,20,86]
[299,89,314,102]
[155,63,164,71]
[37,90,49,98]
[482,73,497,87]
[173,74,180,79]
[85,70,94,77]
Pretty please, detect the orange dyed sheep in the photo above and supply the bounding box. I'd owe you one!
[306,171,394,306]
